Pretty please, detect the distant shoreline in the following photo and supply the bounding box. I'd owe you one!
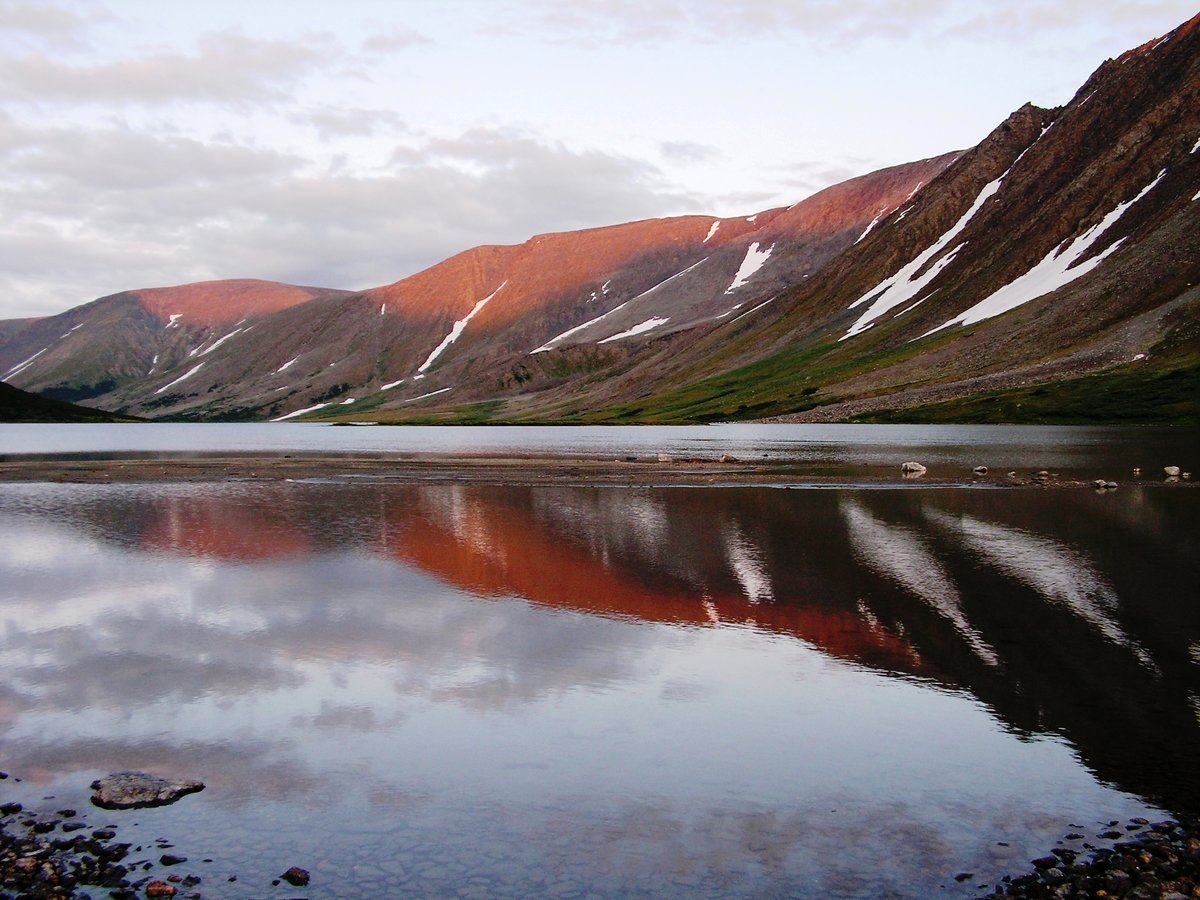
[0,454,1194,489]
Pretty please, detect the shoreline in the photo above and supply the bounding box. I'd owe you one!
[0,454,1194,488]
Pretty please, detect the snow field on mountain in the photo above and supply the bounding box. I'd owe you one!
[532,259,708,353]
[418,281,507,373]
[725,243,774,293]
[599,317,670,343]
[272,401,328,421]
[924,169,1168,335]
[155,362,205,395]
[841,170,1008,340]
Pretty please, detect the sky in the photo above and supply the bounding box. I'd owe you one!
[1,0,1196,320]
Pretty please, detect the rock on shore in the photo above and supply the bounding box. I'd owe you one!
[91,773,204,810]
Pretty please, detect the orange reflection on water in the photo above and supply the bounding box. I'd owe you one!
[141,495,312,561]
[378,486,924,674]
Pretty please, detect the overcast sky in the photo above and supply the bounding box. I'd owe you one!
[1,0,1195,319]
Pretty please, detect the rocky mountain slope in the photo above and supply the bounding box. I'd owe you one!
[1,13,1196,424]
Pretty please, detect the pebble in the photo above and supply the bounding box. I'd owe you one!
[985,818,1200,897]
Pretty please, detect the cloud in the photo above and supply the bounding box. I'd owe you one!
[361,26,431,54]
[772,159,864,196]
[301,106,408,140]
[507,0,1196,45]
[0,29,335,106]
[660,140,718,164]
[0,118,701,315]
[0,0,114,50]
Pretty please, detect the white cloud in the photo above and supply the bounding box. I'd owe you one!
[506,0,1195,45]
[361,26,431,54]
[0,118,701,316]
[660,140,718,164]
[0,1,114,49]
[301,107,408,140]
[0,29,334,106]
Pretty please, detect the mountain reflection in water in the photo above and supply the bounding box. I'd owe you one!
[0,480,1197,896]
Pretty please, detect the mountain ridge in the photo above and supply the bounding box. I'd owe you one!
[1,11,1197,425]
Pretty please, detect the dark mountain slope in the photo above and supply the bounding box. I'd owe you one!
[0,380,141,423]
[0,280,352,410]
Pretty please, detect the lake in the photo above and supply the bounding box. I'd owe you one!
[0,424,1197,897]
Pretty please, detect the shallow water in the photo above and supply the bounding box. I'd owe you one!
[1,422,1197,481]
[1,478,1197,897]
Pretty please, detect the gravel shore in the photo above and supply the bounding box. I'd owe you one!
[0,453,1192,490]
[979,817,1200,898]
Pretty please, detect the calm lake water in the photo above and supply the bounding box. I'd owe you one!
[1,462,1197,896]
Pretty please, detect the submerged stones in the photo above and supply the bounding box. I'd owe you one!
[90,773,204,810]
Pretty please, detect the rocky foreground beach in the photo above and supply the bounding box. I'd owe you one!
[2,770,1198,898]
[1,772,309,898]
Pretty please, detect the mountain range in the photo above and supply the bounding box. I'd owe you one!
[2,13,1198,425]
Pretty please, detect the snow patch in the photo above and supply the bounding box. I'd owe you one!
[154,362,205,395]
[854,210,887,245]
[165,314,182,328]
[533,303,630,353]
[1192,136,1200,154]
[725,242,773,293]
[380,303,387,315]
[703,220,720,242]
[60,323,84,338]
[340,398,356,405]
[746,214,757,223]
[418,281,507,373]
[725,297,775,326]
[199,327,243,356]
[272,402,329,422]
[405,387,451,403]
[381,378,406,390]
[4,347,48,378]
[532,260,705,353]
[598,317,670,343]
[923,169,1167,336]
[1193,188,1200,202]
[841,170,1008,340]
[276,357,299,373]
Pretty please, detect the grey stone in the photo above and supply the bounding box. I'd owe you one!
[90,773,204,810]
